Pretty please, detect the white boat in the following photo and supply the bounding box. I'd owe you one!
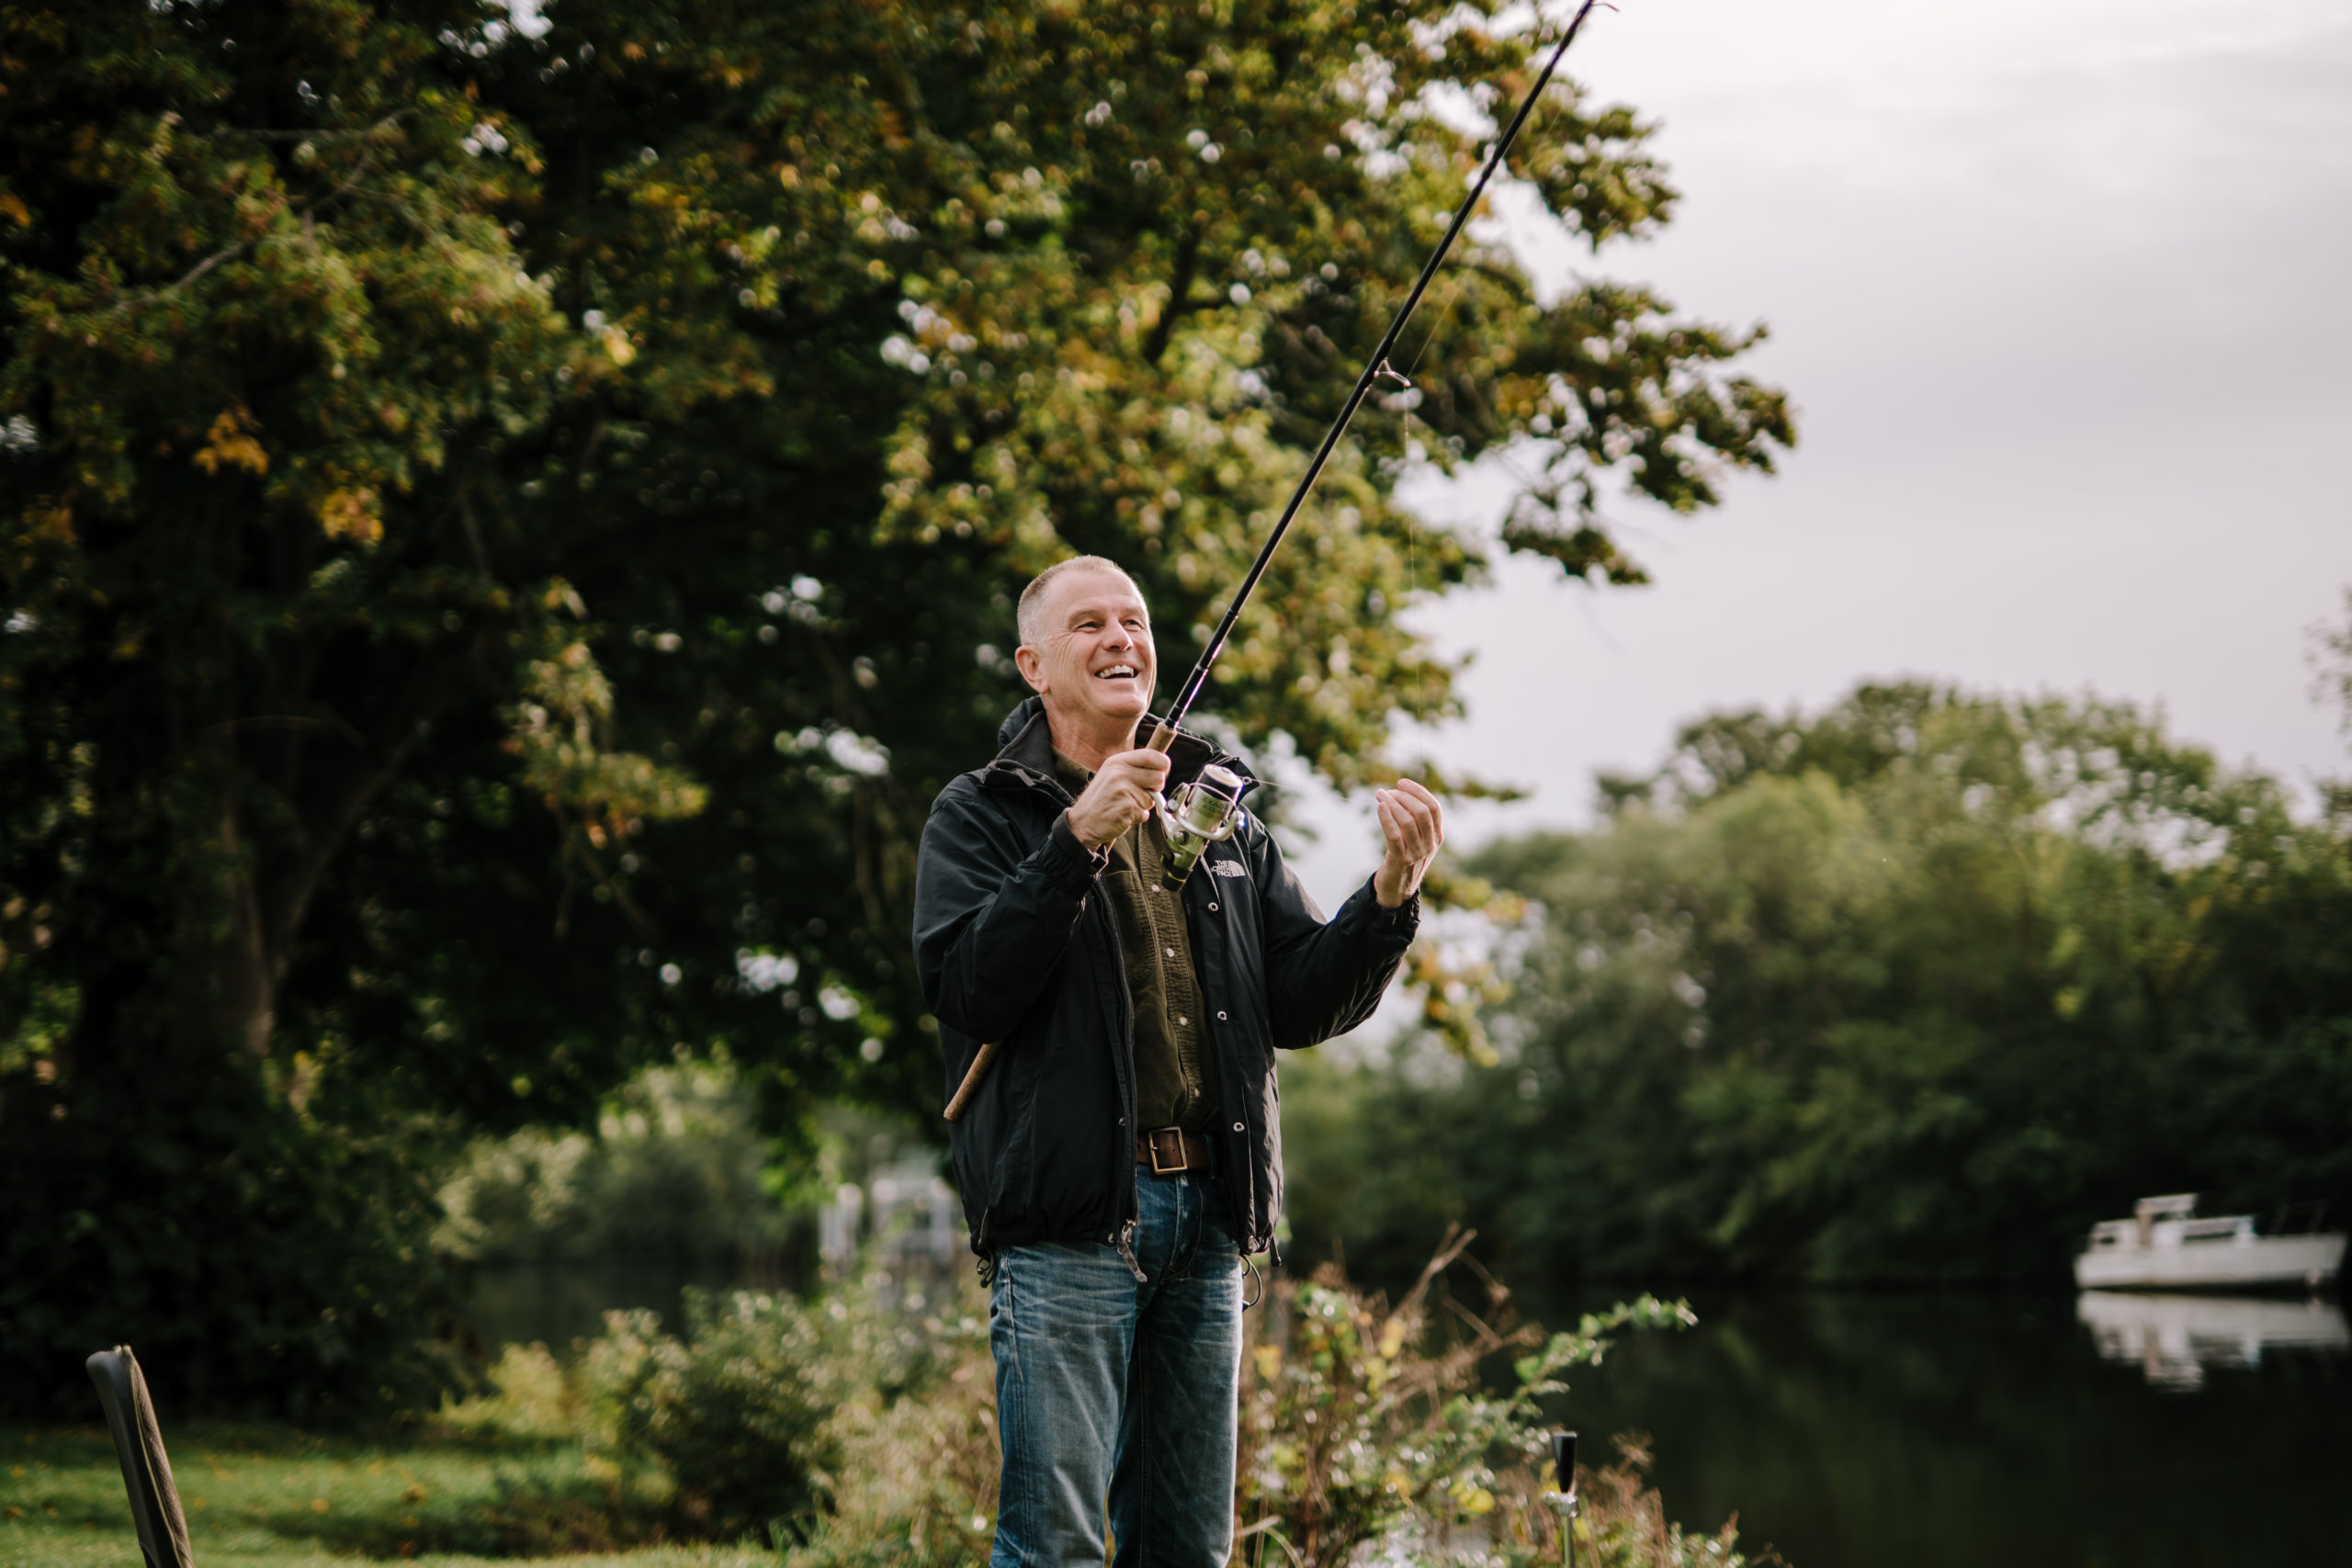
[2074,1193,2346,1292]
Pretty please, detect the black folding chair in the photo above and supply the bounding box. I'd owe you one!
[85,1347,196,1568]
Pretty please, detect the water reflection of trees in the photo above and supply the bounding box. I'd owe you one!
[1544,1292,2349,1568]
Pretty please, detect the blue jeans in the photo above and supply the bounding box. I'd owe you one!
[989,1165,1244,1568]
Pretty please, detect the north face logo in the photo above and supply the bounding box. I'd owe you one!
[1208,861,1249,878]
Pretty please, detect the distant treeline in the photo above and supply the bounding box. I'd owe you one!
[1283,682,2352,1285]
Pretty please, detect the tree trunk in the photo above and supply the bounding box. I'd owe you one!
[216,806,278,1059]
[170,637,476,1066]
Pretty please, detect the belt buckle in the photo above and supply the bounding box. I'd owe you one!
[1148,1127,1189,1174]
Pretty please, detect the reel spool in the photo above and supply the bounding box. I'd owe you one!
[1159,763,1247,889]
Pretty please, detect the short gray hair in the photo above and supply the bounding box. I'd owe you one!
[1015,556,1143,649]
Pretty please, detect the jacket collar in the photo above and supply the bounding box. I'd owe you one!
[981,695,1256,800]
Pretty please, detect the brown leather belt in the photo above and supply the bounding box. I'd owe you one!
[1136,1127,1211,1174]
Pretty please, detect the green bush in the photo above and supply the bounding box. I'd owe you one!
[435,1055,797,1268]
[440,1340,582,1443]
[779,1333,1000,1568]
[447,1266,982,1546]
[582,1293,839,1540]
[0,1061,458,1421]
[1235,1231,1730,1568]
[435,1243,1765,1566]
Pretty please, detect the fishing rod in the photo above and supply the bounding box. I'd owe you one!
[946,1,1612,1122]
[1134,0,1610,896]
[1145,0,1609,760]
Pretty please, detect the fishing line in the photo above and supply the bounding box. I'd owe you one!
[1404,269,1469,384]
[1144,0,1611,750]
[1400,275,1467,726]
[1378,192,1473,726]
[1408,487,1424,717]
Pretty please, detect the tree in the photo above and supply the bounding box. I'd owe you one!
[2311,586,2352,825]
[1283,682,2352,1285]
[0,0,1790,1411]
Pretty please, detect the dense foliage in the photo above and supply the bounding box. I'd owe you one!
[0,0,1786,1412]
[435,1052,797,1268]
[1283,681,2352,1284]
[436,1247,1737,1568]
[1234,1237,1703,1568]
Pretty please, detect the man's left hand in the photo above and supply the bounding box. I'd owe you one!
[1372,779,1444,909]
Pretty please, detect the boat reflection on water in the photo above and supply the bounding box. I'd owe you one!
[2076,1291,2351,1390]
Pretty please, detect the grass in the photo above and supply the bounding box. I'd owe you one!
[0,1421,770,1568]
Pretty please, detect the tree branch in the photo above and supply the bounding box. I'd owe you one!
[102,116,405,315]
[254,628,492,984]
[1141,221,1206,367]
[195,712,365,743]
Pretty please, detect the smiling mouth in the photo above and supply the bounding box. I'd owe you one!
[1093,664,1140,681]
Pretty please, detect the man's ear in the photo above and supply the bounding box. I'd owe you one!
[1013,644,1048,693]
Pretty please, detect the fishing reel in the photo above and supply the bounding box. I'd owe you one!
[1158,763,1247,890]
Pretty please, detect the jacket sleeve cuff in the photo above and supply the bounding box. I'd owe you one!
[1042,811,1111,892]
[1363,878,1420,938]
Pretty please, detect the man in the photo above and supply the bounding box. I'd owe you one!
[913,556,1442,1568]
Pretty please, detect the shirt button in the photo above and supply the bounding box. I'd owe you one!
[1178,1015,1188,1027]
[1207,901,1218,912]
[1216,1010,1227,1021]
[1233,1122,1245,1133]
[1165,946,1176,958]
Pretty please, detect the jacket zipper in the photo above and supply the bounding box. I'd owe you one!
[1028,762,1144,1269]
[1104,892,1146,1280]
[1057,773,1142,1280]
[1190,863,1260,1257]
[1008,724,1269,1284]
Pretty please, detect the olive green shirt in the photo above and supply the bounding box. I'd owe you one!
[1057,750,1220,1134]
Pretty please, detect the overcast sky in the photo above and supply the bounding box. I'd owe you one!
[1284,0,2352,908]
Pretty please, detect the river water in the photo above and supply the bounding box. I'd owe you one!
[1542,1288,2348,1568]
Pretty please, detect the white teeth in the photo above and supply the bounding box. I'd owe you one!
[1097,665,1136,678]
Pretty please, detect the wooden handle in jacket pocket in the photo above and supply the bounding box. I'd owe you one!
[943,1039,1001,1122]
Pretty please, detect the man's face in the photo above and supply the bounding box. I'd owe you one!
[1016,567,1156,732]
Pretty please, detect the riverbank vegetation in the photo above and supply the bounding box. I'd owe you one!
[1283,680,2352,1286]
[5,1247,1768,1568]
[433,1054,798,1272]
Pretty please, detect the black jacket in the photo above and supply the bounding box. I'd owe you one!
[914,697,1419,1258]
